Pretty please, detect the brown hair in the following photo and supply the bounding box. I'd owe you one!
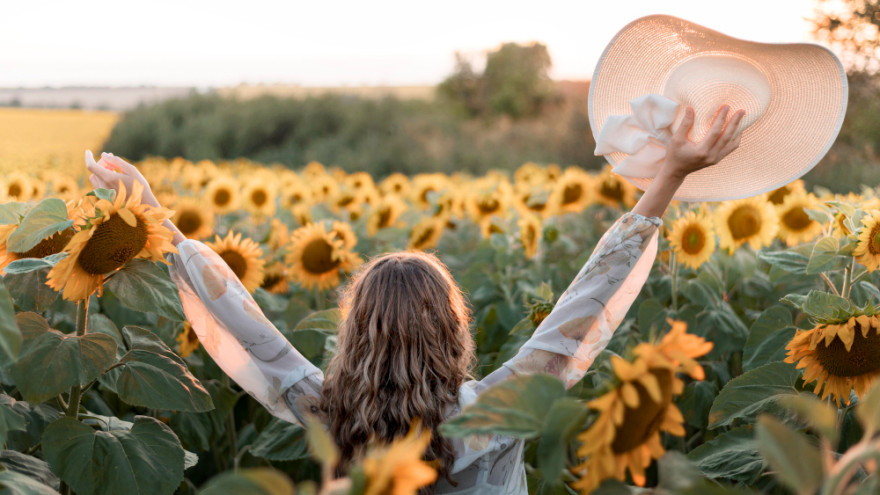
[319,251,475,488]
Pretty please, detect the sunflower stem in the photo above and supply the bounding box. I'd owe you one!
[842,257,857,300]
[221,374,238,468]
[820,273,841,297]
[65,299,89,421]
[315,287,325,311]
[821,438,880,495]
[670,251,679,314]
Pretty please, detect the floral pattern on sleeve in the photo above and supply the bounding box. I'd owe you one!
[169,239,324,426]
[498,212,661,389]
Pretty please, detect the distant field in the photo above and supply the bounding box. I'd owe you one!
[0,108,117,175]
[215,84,436,100]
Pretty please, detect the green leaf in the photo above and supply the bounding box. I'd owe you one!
[440,374,567,439]
[676,381,719,429]
[535,398,587,486]
[657,451,704,492]
[86,188,116,203]
[114,349,214,412]
[682,279,720,308]
[199,468,296,495]
[508,317,534,336]
[0,281,20,368]
[778,393,839,444]
[42,416,184,495]
[1,254,67,275]
[285,329,329,365]
[0,395,61,452]
[782,293,808,311]
[802,290,852,323]
[756,415,823,495]
[0,469,61,495]
[250,418,310,461]
[856,380,880,435]
[805,206,833,225]
[757,251,808,274]
[9,313,116,404]
[105,259,185,322]
[169,380,239,452]
[0,450,60,491]
[0,401,26,446]
[2,269,60,312]
[806,236,840,274]
[121,326,186,365]
[6,199,72,254]
[743,306,796,371]
[708,362,800,429]
[687,427,764,483]
[305,415,338,468]
[0,202,29,225]
[638,299,667,334]
[292,309,341,333]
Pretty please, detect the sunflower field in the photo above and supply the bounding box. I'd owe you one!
[2,155,880,495]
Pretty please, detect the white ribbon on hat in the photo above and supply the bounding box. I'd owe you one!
[594,94,680,178]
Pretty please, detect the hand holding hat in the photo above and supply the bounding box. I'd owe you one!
[590,15,848,202]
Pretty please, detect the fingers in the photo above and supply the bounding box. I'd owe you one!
[85,150,120,184]
[101,153,135,173]
[673,106,695,141]
[700,105,730,148]
[89,173,112,189]
[718,128,743,158]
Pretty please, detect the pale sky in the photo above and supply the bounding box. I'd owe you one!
[1,0,819,87]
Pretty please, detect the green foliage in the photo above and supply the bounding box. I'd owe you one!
[199,468,296,495]
[0,282,20,369]
[42,416,185,495]
[755,415,824,495]
[5,199,72,254]
[708,362,800,429]
[104,259,186,321]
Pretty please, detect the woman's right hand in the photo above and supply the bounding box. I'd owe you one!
[85,150,160,208]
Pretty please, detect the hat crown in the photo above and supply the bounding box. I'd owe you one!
[661,55,771,140]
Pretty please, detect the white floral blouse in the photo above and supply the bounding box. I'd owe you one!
[168,211,661,494]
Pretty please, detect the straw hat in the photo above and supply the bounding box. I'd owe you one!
[589,15,848,202]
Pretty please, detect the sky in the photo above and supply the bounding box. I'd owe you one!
[1,0,819,88]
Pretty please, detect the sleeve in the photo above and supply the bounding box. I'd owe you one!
[168,239,324,426]
[485,211,662,389]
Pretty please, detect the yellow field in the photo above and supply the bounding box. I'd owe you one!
[0,107,117,175]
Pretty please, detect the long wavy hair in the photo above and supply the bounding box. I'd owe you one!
[319,251,475,489]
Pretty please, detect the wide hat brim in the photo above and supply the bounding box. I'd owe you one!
[588,15,848,202]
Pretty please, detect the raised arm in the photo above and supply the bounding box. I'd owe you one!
[475,105,745,390]
[86,152,323,426]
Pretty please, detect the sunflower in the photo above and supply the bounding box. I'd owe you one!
[329,220,358,250]
[176,322,200,358]
[310,175,340,203]
[766,179,806,205]
[261,261,290,295]
[594,165,637,209]
[206,231,266,294]
[853,210,880,271]
[513,162,546,189]
[171,198,214,240]
[380,173,411,197]
[408,217,445,251]
[714,196,779,254]
[480,219,505,239]
[292,203,312,226]
[573,321,712,493]
[204,176,241,214]
[775,192,822,246]
[46,181,176,301]
[51,176,81,202]
[411,174,450,210]
[518,215,541,259]
[548,169,594,214]
[267,218,290,254]
[5,172,33,202]
[0,200,84,272]
[367,196,407,236]
[344,171,376,193]
[666,211,716,269]
[832,212,852,239]
[785,314,880,405]
[280,180,314,210]
[286,222,361,290]
[302,161,327,179]
[513,185,560,219]
[241,178,277,217]
[465,183,512,225]
[361,421,437,495]
[433,191,465,221]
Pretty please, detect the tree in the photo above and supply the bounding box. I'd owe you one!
[437,42,556,120]
[811,0,880,74]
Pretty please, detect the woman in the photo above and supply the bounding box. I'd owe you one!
[86,105,744,493]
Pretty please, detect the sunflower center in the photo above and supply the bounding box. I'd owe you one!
[870,224,880,255]
[768,186,791,205]
[8,183,21,198]
[77,213,148,275]
[420,187,436,203]
[412,226,437,248]
[478,198,499,214]
[782,207,812,232]
[524,225,536,243]
[815,324,880,377]
[562,184,583,205]
[261,273,284,289]
[378,207,392,228]
[600,180,623,201]
[681,226,705,255]
[727,205,761,240]
[177,210,203,236]
[610,369,674,454]
[251,190,268,207]
[218,249,248,279]
[18,228,75,258]
[302,239,340,274]
[214,189,231,207]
